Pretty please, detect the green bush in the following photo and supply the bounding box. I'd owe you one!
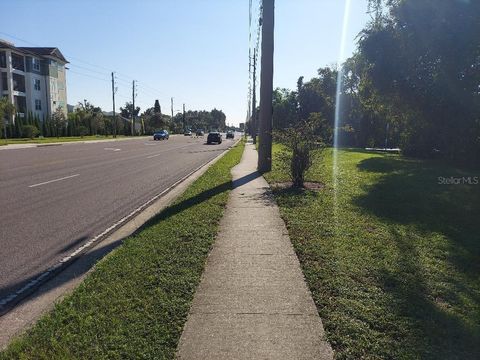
[77,126,88,138]
[274,116,324,187]
[22,125,39,139]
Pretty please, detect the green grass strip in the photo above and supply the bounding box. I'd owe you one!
[1,141,245,360]
[264,145,480,360]
[1,135,131,145]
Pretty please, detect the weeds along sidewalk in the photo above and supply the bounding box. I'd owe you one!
[0,142,244,359]
[176,143,333,359]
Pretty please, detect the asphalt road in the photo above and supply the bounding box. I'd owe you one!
[0,135,235,301]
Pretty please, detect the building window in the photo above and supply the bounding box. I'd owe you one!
[0,51,6,68]
[32,58,40,71]
[35,99,42,111]
[1,72,7,91]
[34,79,41,91]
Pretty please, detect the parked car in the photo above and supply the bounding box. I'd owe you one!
[153,130,169,140]
[184,130,192,136]
[207,131,222,144]
[226,130,234,139]
[196,129,204,136]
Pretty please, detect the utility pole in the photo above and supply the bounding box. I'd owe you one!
[251,48,257,144]
[183,103,186,130]
[111,72,117,138]
[132,80,136,136]
[171,97,174,124]
[258,0,274,172]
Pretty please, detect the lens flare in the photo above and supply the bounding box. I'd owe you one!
[333,0,352,220]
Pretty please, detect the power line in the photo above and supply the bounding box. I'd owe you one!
[67,69,110,83]
[0,31,199,114]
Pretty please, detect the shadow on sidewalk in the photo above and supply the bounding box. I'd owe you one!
[142,171,261,227]
[232,171,261,188]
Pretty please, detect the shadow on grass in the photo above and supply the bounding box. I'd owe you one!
[141,171,261,227]
[355,156,480,271]
[353,156,480,358]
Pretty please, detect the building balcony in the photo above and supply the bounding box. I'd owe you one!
[12,73,26,92]
[12,53,25,71]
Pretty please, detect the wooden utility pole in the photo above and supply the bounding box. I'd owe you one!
[171,97,174,123]
[111,72,117,138]
[131,80,136,136]
[251,48,257,144]
[183,103,186,130]
[258,0,274,172]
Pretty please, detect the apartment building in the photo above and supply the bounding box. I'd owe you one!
[0,39,68,123]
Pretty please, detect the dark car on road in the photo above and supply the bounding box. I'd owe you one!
[153,130,169,140]
[196,129,204,136]
[207,132,222,144]
[184,130,192,136]
[226,130,234,139]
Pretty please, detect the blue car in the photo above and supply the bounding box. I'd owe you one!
[153,130,169,140]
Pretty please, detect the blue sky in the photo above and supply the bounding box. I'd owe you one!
[1,0,370,126]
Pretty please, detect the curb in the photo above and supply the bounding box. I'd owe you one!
[0,139,240,317]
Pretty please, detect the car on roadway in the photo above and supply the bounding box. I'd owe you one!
[207,131,222,144]
[184,130,192,136]
[153,130,169,140]
[226,130,234,139]
[196,129,204,136]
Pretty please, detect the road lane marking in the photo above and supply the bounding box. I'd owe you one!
[146,143,196,159]
[146,153,165,159]
[28,174,80,188]
[104,147,121,151]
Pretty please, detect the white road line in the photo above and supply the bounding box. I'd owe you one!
[28,174,80,188]
[104,147,121,151]
[146,143,195,159]
[146,153,164,159]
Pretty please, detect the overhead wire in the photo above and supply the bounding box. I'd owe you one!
[0,31,196,113]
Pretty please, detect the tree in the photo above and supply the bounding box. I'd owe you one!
[359,0,480,164]
[0,97,16,140]
[154,100,161,114]
[120,102,140,120]
[210,108,226,131]
[51,107,67,138]
[274,116,326,188]
[297,67,337,128]
[120,101,141,135]
[74,101,104,136]
[272,88,298,130]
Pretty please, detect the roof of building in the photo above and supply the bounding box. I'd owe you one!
[0,39,68,63]
[18,47,68,63]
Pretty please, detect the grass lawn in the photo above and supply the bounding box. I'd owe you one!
[1,141,244,359]
[0,135,131,145]
[264,145,480,359]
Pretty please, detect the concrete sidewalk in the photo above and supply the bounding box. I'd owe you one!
[176,143,333,359]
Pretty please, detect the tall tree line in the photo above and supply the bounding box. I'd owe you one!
[270,0,479,167]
